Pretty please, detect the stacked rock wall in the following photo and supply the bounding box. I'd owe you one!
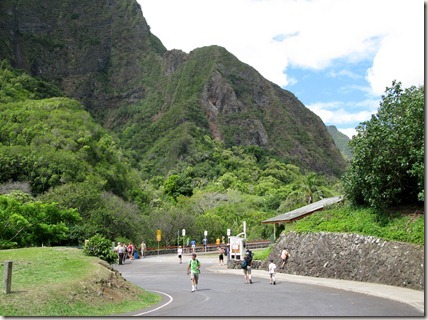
[231,232,424,291]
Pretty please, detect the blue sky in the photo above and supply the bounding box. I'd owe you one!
[138,0,424,138]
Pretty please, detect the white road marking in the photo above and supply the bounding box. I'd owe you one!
[133,290,173,316]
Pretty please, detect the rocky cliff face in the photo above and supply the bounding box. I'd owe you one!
[0,0,165,111]
[0,0,347,176]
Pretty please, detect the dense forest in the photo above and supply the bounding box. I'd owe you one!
[1,62,424,250]
[0,62,343,248]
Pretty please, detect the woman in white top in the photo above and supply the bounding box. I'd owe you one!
[177,246,183,263]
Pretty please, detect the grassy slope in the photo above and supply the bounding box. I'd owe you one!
[288,204,424,245]
[0,247,160,316]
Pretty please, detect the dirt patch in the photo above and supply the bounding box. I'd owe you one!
[67,260,144,303]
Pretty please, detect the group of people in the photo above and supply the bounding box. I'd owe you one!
[117,240,290,291]
[186,246,290,291]
[240,247,290,286]
[267,247,290,285]
[114,241,147,265]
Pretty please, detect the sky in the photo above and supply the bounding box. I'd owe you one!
[137,0,424,138]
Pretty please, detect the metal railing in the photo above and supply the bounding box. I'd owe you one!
[143,240,271,256]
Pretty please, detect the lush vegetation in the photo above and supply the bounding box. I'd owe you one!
[289,203,424,245]
[83,234,118,264]
[0,62,342,249]
[0,63,423,252]
[0,191,81,249]
[326,125,352,160]
[0,247,160,316]
[343,81,424,209]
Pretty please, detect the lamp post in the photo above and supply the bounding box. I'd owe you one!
[182,229,186,253]
[204,230,208,252]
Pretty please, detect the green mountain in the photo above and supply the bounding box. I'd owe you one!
[0,0,347,177]
[326,125,352,160]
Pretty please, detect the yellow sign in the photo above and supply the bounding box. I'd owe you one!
[156,230,161,241]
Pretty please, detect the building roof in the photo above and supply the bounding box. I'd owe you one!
[262,196,343,224]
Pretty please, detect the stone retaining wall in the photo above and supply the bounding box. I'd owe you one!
[229,232,424,291]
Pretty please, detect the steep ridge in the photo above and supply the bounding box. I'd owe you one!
[0,0,347,176]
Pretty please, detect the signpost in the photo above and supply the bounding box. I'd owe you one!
[156,229,161,255]
[204,230,208,252]
[182,229,186,252]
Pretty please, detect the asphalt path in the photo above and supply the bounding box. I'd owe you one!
[113,253,423,317]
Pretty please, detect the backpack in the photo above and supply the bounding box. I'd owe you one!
[241,259,247,269]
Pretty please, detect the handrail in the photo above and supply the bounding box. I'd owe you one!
[142,240,271,256]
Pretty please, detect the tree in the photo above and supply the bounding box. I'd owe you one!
[0,191,81,248]
[343,81,424,209]
[163,174,193,201]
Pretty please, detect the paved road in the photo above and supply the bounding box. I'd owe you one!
[113,253,423,317]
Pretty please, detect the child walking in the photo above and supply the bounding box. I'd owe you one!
[268,259,277,285]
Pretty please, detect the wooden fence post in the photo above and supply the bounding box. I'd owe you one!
[3,260,12,294]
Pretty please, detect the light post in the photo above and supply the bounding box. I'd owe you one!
[226,228,231,260]
[182,228,186,253]
[204,230,208,252]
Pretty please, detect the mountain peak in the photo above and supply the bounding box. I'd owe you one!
[0,0,347,176]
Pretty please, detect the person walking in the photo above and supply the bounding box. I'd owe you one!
[121,243,127,264]
[128,243,135,260]
[280,247,290,269]
[218,246,224,265]
[115,242,124,265]
[140,241,146,258]
[187,253,201,292]
[268,259,277,285]
[177,245,183,263]
[241,251,253,284]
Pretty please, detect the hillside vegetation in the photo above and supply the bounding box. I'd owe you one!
[289,203,424,245]
[327,125,352,160]
[0,62,342,248]
[0,0,423,254]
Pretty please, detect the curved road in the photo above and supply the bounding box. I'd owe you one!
[113,253,423,317]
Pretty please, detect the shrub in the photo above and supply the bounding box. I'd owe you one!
[83,234,117,264]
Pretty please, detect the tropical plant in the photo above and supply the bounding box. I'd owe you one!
[0,191,81,248]
[343,81,424,209]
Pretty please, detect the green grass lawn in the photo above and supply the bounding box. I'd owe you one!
[0,247,160,316]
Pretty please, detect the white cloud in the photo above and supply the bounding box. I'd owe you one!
[306,101,376,125]
[138,0,424,96]
[338,128,357,139]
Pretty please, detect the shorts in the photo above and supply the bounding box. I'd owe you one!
[190,272,199,281]
[178,255,182,258]
[243,266,251,275]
